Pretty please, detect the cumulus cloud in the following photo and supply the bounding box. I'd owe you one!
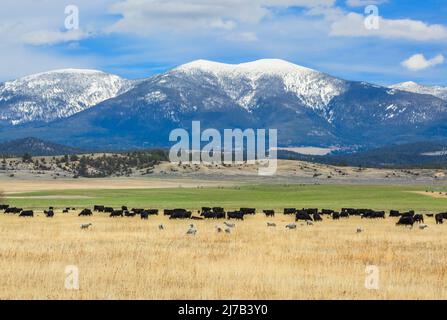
[401,54,444,71]
[107,0,335,35]
[330,12,447,41]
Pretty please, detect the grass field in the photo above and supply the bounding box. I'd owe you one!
[5,184,447,212]
[1,183,447,300]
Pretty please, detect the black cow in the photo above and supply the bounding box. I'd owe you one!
[396,216,414,227]
[426,213,434,218]
[303,208,318,215]
[122,206,128,211]
[141,211,149,220]
[78,209,93,216]
[169,209,192,219]
[313,213,323,222]
[321,209,334,215]
[228,211,244,220]
[5,207,22,214]
[131,209,145,215]
[125,210,136,217]
[0,205,9,210]
[44,210,54,218]
[401,211,415,218]
[284,208,296,215]
[164,209,174,216]
[263,210,275,217]
[435,213,444,224]
[390,210,401,217]
[146,209,159,216]
[340,211,350,218]
[332,212,340,220]
[110,210,124,217]
[413,214,424,223]
[94,205,105,212]
[240,208,256,215]
[63,209,69,213]
[104,207,114,213]
[295,210,313,222]
[19,210,34,217]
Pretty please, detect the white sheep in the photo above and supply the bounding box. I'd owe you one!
[285,223,297,230]
[306,221,314,226]
[80,223,92,230]
[186,224,197,235]
[224,222,235,228]
[357,227,363,233]
[267,222,276,227]
[225,228,231,234]
[419,224,428,230]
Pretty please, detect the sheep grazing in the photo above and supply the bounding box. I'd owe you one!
[267,222,276,227]
[419,224,428,230]
[224,222,235,228]
[357,227,363,233]
[80,223,92,230]
[225,228,231,234]
[285,223,297,230]
[158,224,164,230]
[186,224,197,235]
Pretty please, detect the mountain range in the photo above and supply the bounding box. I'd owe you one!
[0,59,446,151]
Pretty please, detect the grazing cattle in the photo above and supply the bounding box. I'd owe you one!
[401,211,415,218]
[227,211,244,220]
[19,210,34,217]
[146,209,159,216]
[78,209,93,216]
[263,210,275,217]
[125,210,135,217]
[313,213,323,222]
[0,205,9,210]
[284,208,296,215]
[104,207,114,213]
[321,209,334,215]
[303,208,318,215]
[93,205,105,212]
[435,213,444,224]
[110,210,124,218]
[121,206,128,211]
[413,214,424,224]
[5,207,22,214]
[169,209,192,219]
[361,211,385,219]
[240,208,256,215]
[396,216,414,227]
[140,211,149,220]
[426,213,434,218]
[390,210,401,217]
[63,209,69,213]
[132,208,145,214]
[164,209,174,216]
[295,210,313,222]
[332,212,340,220]
[340,211,350,218]
[44,210,54,218]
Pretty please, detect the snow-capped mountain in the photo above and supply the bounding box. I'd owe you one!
[390,81,447,101]
[0,69,135,125]
[1,59,447,149]
[174,59,347,114]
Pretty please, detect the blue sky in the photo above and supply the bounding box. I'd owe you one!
[1,0,446,86]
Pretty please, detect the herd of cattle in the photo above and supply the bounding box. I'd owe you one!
[1,204,447,226]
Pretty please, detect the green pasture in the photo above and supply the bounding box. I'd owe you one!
[3,184,447,213]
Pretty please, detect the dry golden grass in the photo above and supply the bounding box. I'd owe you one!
[0,212,446,300]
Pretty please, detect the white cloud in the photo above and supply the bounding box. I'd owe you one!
[21,29,91,46]
[345,0,387,7]
[401,54,444,71]
[107,0,335,35]
[330,12,447,41]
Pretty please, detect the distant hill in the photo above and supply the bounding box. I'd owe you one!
[0,137,83,157]
[280,141,447,168]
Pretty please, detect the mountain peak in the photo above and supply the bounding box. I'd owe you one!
[390,81,447,101]
[175,58,317,76]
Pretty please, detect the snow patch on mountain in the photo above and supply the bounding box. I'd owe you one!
[0,69,135,125]
[390,81,447,101]
[174,59,347,112]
